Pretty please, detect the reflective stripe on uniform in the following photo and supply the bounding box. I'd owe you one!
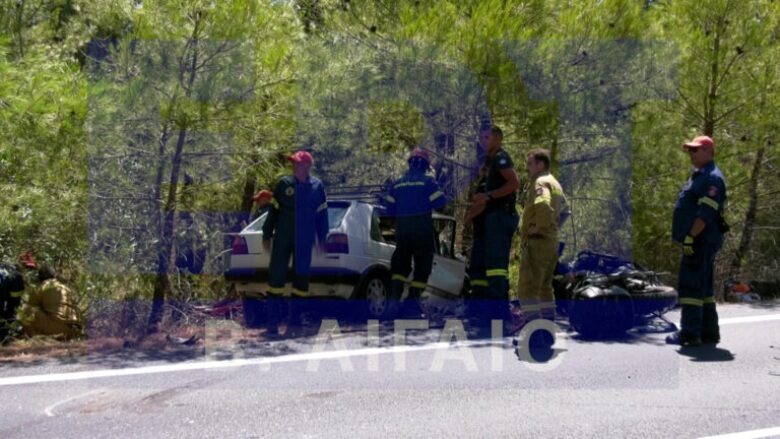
[291,288,308,297]
[267,286,285,296]
[317,202,327,212]
[410,281,427,289]
[385,195,396,204]
[394,181,425,189]
[10,291,23,298]
[471,279,488,287]
[703,296,716,304]
[486,268,508,278]
[521,302,555,312]
[698,196,719,210]
[392,274,407,282]
[679,297,704,306]
[271,198,280,209]
[534,194,551,205]
[429,191,444,202]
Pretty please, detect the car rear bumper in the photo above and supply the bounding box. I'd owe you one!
[225,267,363,299]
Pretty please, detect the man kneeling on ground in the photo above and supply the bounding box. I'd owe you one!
[18,265,83,340]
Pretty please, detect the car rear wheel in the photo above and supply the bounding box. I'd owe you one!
[361,273,398,321]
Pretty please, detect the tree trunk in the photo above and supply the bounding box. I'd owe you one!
[728,142,766,281]
[144,124,170,334]
[240,174,256,214]
[147,18,203,334]
[148,127,190,333]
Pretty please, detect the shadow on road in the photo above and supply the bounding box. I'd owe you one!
[743,299,780,310]
[677,346,735,362]
[566,316,677,347]
[0,312,685,371]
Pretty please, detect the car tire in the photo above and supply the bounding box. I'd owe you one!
[242,296,266,329]
[360,272,398,321]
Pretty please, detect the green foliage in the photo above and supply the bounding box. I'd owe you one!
[1,0,778,329]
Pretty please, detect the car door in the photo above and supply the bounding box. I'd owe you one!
[426,218,466,297]
[362,206,395,263]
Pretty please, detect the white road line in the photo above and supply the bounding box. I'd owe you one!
[44,388,104,417]
[0,339,505,387]
[1,313,778,388]
[699,426,780,439]
[720,314,780,325]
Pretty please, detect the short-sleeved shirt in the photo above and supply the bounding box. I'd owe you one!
[672,161,727,244]
[485,149,516,212]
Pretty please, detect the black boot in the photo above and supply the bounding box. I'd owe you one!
[665,331,701,347]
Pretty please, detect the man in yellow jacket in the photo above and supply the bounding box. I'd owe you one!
[19,265,83,339]
[517,149,568,334]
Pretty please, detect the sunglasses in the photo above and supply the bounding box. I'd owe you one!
[684,147,702,154]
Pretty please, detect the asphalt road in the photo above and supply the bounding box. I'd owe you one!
[1,302,779,438]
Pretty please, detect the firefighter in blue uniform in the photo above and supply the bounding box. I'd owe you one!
[470,126,520,329]
[668,135,727,347]
[464,129,491,317]
[384,149,447,315]
[262,151,329,337]
[250,189,274,222]
[0,253,37,343]
[465,176,488,310]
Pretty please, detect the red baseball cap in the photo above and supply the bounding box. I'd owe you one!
[288,150,313,165]
[408,148,430,163]
[19,252,37,269]
[683,135,715,150]
[252,189,273,202]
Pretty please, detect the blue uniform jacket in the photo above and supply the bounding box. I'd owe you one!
[383,170,446,220]
[263,175,329,245]
[672,161,727,245]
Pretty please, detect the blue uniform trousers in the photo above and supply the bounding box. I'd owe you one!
[390,219,435,300]
[266,231,314,330]
[678,241,720,339]
[482,209,519,321]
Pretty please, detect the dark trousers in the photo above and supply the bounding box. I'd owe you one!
[468,231,487,298]
[266,232,314,329]
[678,242,720,338]
[482,209,519,320]
[390,226,435,300]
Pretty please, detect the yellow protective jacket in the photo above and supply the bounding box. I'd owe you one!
[19,279,83,338]
[520,172,567,241]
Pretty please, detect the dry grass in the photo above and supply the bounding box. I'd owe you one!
[0,324,209,364]
[0,336,90,363]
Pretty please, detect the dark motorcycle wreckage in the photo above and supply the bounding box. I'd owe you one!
[552,250,678,338]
